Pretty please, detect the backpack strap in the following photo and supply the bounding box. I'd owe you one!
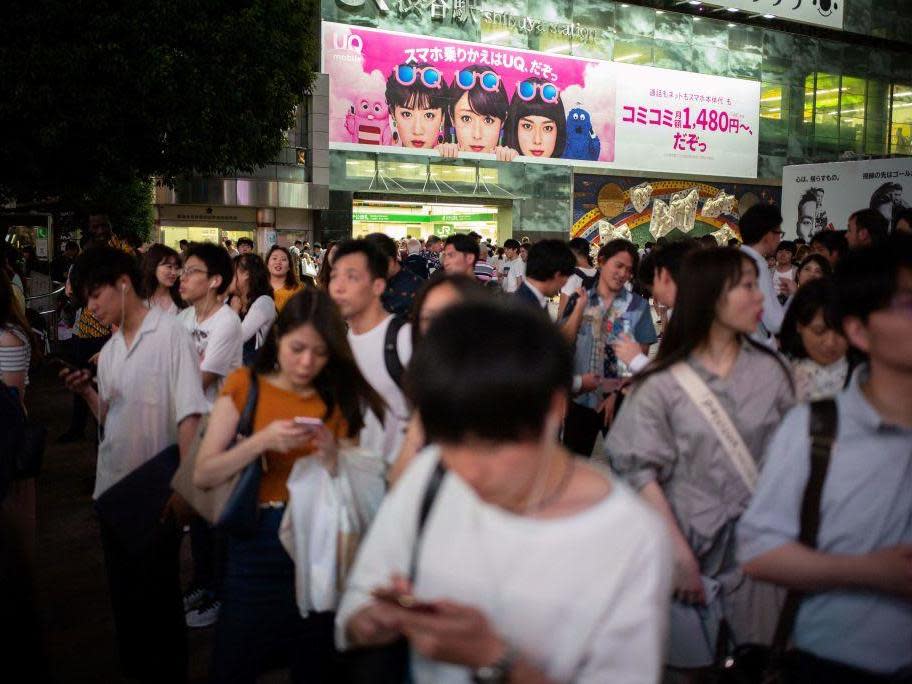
[384,316,407,390]
[770,398,838,650]
[408,460,447,582]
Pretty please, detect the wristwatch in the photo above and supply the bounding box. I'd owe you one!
[472,645,517,684]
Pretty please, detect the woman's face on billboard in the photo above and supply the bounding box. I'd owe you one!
[453,92,502,153]
[393,105,443,149]
[516,115,558,157]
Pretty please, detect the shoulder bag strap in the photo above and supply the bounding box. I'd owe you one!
[670,362,759,493]
[236,369,260,437]
[408,460,447,582]
[770,398,838,650]
[384,316,406,390]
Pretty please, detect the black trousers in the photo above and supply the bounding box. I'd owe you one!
[66,335,109,434]
[98,513,187,683]
[562,401,604,458]
[786,650,911,684]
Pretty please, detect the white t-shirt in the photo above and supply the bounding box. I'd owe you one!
[347,314,413,464]
[337,449,673,683]
[772,266,796,296]
[94,308,208,498]
[560,266,598,296]
[241,295,277,348]
[178,303,243,407]
[502,258,525,293]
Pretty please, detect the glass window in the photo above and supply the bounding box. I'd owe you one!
[890,84,912,155]
[760,84,784,121]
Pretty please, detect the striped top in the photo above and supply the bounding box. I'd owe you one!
[0,325,31,383]
[474,262,498,283]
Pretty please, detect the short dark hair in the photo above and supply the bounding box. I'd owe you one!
[64,240,80,253]
[727,238,741,247]
[425,235,442,247]
[410,273,489,347]
[780,278,841,359]
[810,230,848,259]
[224,239,233,247]
[776,240,797,256]
[236,237,255,250]
[71,246,141,303]
[836,233,912,326]
[503,238,521,251]
[186,242,235,295]
[640,238,698,287]
[568,237,593,266]
[333,238,389,281]
[179,239,189,248]
[849,208,889,247]
[796,253,832,285]
[364,232,398,262]
[406,300,573,444]
[739,204,783,245]
[444,233,480,261]
[598,238,637,263]
[526,240,575,281]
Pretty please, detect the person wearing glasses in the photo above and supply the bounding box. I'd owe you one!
[437,65,517,161]
[385,63,448,150]
[738,204,787,348]
[502,77,566,159]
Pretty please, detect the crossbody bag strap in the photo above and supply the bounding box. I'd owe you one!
[670,362,759,493]
[408,459,447,582]
[770,398,838,650]
[384,316,407,390]
[237,369,260,437]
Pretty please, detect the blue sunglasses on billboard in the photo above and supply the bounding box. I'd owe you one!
[516,80,560,104]
[454,69,501,92]
[395,64,443,88]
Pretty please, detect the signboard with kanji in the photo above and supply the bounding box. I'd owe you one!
[323,21,761,178]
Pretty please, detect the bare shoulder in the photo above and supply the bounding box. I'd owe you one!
[0,328,25,347]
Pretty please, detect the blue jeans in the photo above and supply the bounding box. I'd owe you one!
[212,507,337,683]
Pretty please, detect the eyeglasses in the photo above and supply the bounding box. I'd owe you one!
[179,267,209,278]
[395,64,443,89]
[516,80,560,104]
[454,69,501,92]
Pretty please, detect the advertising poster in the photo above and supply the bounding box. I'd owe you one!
[708,0,843,30]
[323,21,761,178]
[573,174,781,248]
[781,157,912,240]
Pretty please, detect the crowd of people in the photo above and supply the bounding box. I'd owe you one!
[2,204,910,683]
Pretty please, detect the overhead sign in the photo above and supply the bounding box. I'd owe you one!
[781,157,912,240]
[706,0,843,30]
[322,22,761,178]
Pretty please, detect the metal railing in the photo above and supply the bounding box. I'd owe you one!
[25,282,66,347]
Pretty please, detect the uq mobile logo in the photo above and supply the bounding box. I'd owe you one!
[333,32,364,52]
[814,0,838,18]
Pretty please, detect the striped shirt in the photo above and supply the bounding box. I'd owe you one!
[0,325,31,383]
[474,262,497,283]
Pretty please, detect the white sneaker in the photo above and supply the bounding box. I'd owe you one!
[185,599,221,628]
[182,587,207,613]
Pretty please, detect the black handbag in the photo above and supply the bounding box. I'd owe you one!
[703,399,838,684]
[215,368,262,536]
[0,381,47,500]
[339,460,448,684]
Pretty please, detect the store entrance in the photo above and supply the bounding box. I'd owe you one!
[352,200,502,243]
[160,225,256,251]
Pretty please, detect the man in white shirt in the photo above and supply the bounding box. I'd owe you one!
[501,238,525,293]
[177,243,243,408]
[176,242,242,627]
[739,204,787,347]
[330,239,412,464]
[62,247,207,681]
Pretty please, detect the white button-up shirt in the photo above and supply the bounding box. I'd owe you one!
[741,244,785,346]
[94,307,208,499]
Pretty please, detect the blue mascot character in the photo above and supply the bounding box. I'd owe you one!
[563,105,601,161]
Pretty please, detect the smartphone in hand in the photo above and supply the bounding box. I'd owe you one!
[372,587,437,614]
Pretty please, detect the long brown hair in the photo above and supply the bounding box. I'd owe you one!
[0,269,41,363]
[140,244,183,309]
[254,287,385,435]
[637,247,791,386]
[266,245,300,290]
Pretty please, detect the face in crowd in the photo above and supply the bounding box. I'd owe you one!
[268,249,290,279]
[329,251,385,319]
[715,259,765,335]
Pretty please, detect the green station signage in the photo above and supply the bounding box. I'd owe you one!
[353,212,495,223]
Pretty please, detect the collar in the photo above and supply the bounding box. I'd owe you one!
[523,281,549,308]
[842,364,910,432]
[740,244,767,268]
[115,306,160,354]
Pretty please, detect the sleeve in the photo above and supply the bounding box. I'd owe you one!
[633,304,658,346]
[219,367,250,414]
[200,312,242,379]
[240,296,276,344]
[736,404,810,564]
[170,325,210,423]
[629,353,650,374]
[561,274,581,296]
[96,344,112,404]
[335,452,440,650]
[604,378,678,491]
[397,322,413,366]
[0,329,29,372]
[576,509,673,684]
[759,264,786,335]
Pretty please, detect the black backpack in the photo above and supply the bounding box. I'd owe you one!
[574,267,599,291]
[384,316,407,389]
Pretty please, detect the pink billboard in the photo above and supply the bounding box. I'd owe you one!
[322,21,616,163]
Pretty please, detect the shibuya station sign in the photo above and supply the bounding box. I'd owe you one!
[323,22,761,178]
[705,0,843,30]
[336,0,599,44]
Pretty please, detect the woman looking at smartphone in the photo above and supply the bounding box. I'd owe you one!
[194,288,385,684]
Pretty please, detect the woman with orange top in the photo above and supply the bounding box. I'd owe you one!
[194,288,385,683]
[266,245,303,311]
